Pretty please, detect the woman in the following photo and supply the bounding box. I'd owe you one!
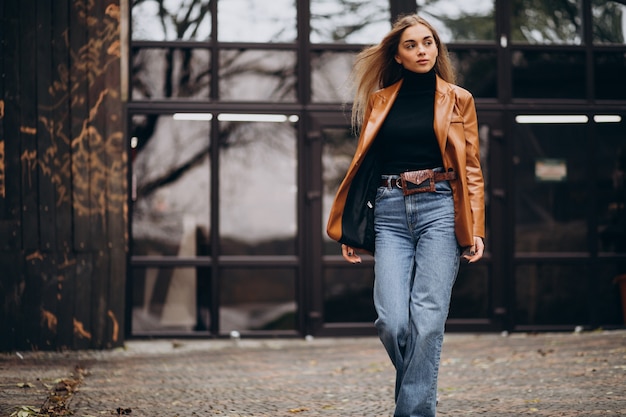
[326,15,485,417]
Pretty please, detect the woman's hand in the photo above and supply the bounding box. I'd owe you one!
[462,236,484,263]
[342,244,362,264]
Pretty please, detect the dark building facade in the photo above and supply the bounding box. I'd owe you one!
[1,0,626,350]
[1,0,126,350]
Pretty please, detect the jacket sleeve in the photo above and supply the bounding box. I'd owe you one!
[458,92,485,239]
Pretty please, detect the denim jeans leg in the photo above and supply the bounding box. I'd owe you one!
[374,180,460,417]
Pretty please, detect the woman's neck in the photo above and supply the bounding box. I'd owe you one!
[402,69,436,89]
[400,68,436,94]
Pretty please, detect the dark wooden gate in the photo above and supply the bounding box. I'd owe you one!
[0,0,126,351]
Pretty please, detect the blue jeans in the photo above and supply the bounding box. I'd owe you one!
[374,175,460,417]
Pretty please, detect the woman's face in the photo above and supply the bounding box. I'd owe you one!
[395,23,438,74]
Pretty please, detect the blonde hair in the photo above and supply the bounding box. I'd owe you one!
[350,14,456,129]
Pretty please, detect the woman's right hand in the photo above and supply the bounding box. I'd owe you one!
[341,244,362,264]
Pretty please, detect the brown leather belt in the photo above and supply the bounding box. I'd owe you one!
[380,169,457,195]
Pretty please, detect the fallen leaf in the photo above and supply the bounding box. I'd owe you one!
[288,407,309,413]
[537,349,554,357]
[10,406,41,417]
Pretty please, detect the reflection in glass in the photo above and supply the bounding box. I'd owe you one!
[219,50,296,102]
[478,118,491,236]
[449,265,489,318]
[515,264,588,325]
[311,52,355,103]
[132,0,211,41]
[594,52,626,100]
[131,115,211,257]
[596,117,626,254]
[217,0,296,42]
[310,0,390,44]
[592,0,626,44]
[514,121,588,252]
[322,128,357,255]
[450,49,497,98]
[324,267,375,323]
[219,268,296,332]
[511,0,582,44]
[594,262,626,325]
[132,267,209,332]
[417,0,495,43]
[512,51,585,99]
[132,48,210,100]
[219,121,297,255]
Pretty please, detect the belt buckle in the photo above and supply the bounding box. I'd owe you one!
[400,170,435,195]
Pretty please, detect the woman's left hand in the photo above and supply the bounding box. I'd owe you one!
[341,244,362,264]
[462,236,484,263]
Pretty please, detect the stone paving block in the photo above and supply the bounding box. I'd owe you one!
[1,331,625,417]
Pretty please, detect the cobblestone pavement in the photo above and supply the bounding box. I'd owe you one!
[1,331,625,417]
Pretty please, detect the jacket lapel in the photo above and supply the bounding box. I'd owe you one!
[434,76,455,155]
[360,81,402,151]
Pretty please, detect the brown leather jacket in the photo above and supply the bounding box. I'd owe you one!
[327,75,485,252]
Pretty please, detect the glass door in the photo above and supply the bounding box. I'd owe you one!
[511,112,626,330]
[128,113,302,337]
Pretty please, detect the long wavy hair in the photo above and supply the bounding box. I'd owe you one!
[350,14,456,129]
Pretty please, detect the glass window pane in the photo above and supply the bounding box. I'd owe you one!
[515,264,589,325]
[219,50,296,102]
[131,114,211,257]
[310,0,390,44]
[594,262,626,325]
[311,52,355,103]
[511,0,583,45]
[132,48,211,100]
[450,49,497,98]
[477,116,492,241]
[594,52,626,100]
[512,51,585,99]
[592,0,626,44]
[217,0,296,42]
[449,265,490,318]
[514,120,588,252]
[132,0,211,41]
[219,120,297,255]
[322,127,357,255]
[417,0,495,43]
[324,267,375,323]
[596,114,626,254]
[219,268,296,332]
[131,266,210,333]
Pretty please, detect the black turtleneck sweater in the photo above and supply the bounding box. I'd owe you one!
[373,68,443,174]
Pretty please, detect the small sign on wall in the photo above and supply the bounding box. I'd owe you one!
[0,141,4,198]
[535,158,567,182]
